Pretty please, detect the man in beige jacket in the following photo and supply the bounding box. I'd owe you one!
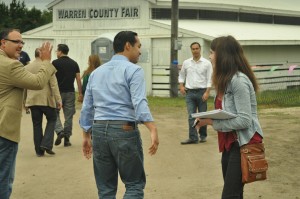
[24,48,62,157]
[0,28,56,199]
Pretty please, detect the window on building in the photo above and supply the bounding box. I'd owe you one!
[199,10,238,21]
[179,9,198,19]
[152,8,171,19]
[151,8,300,26]
[274,15,300,25]
[239,13,273,23]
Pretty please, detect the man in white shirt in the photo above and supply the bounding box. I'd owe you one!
[178,42,213,144]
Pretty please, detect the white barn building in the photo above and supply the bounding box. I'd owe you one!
[22,0,300,96]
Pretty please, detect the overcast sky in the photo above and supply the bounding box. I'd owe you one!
[0,0,53,10]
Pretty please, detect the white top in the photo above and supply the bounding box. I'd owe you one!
[178,56,213,89]
[191,109,237,119]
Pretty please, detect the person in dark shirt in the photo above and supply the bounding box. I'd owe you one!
[19,50,30,65]
[52,44,82,147]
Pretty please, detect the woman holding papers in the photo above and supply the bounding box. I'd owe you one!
[195,35,264,199]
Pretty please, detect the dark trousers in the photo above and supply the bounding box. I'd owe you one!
[29,106,57,154]
[221,141,244,199]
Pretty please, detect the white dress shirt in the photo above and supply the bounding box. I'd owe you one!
[178,56,213,89]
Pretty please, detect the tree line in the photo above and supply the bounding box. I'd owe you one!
[0,0,52,33]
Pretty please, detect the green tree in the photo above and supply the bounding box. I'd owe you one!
[0,0,52,32]
[23,7,42,32]
[41,10,53,25]
[9,0,26,30]
[0,2,10,28]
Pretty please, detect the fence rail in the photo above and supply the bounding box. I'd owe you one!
[151,64,300,96]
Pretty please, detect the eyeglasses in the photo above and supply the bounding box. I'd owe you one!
[4,39,25,45]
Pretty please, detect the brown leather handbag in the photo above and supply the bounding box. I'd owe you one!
[240,142,268,184]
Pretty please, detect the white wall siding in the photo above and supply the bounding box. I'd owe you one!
[22,0,300,97]
[244,45,300,65]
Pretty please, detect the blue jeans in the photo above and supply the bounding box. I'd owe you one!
[30,106,57,154]
[221,141,244,199]
[0,137,18,199]
[92,123,145,199]
[55,92,75,137]
[185,89,207,141]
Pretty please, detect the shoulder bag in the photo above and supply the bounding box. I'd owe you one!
[240,142,268,184]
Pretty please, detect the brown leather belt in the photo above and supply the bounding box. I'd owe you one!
[93,120,136,130]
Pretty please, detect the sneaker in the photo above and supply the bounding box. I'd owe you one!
[200,137,207,143]
[55,132,64,146]
[180,139,199,145]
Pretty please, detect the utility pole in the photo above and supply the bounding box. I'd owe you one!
[170,0,179,97]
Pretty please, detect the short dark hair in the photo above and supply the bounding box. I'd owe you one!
[0,28,20,46]
[57,44,69,55]
[113,31,138,53]
[190,42,201,49]
[34,48,40,58]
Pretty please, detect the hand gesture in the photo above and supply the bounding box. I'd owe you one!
[39,41,52,61]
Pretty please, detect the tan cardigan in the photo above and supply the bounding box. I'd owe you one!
[24,58,62,109]
[0,50,56,143]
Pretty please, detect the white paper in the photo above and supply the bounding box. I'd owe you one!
[191,109,237,119]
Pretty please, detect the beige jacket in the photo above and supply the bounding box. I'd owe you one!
[24,59,61,108]
[0,50,56,143]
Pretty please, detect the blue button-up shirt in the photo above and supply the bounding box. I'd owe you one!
[79,55,153,132]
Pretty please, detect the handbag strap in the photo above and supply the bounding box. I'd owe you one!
[241,143,265,153]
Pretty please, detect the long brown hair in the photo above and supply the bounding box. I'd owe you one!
[210,36,258,95]
[82,54,102,78]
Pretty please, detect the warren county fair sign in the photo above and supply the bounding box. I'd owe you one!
[57,7,140,20]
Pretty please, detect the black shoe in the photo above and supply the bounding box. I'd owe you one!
[36,149,45,157]
[200,137,207,143]
[64,137,72,147]
[40,147,55,155]
[36,153,44,157]
[55,132,64,146]
[181,139,198,145]
[45,149,55,155]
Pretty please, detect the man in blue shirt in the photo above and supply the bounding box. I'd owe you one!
[79,31,159,199]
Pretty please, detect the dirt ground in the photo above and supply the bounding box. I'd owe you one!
[10,106,300,199]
